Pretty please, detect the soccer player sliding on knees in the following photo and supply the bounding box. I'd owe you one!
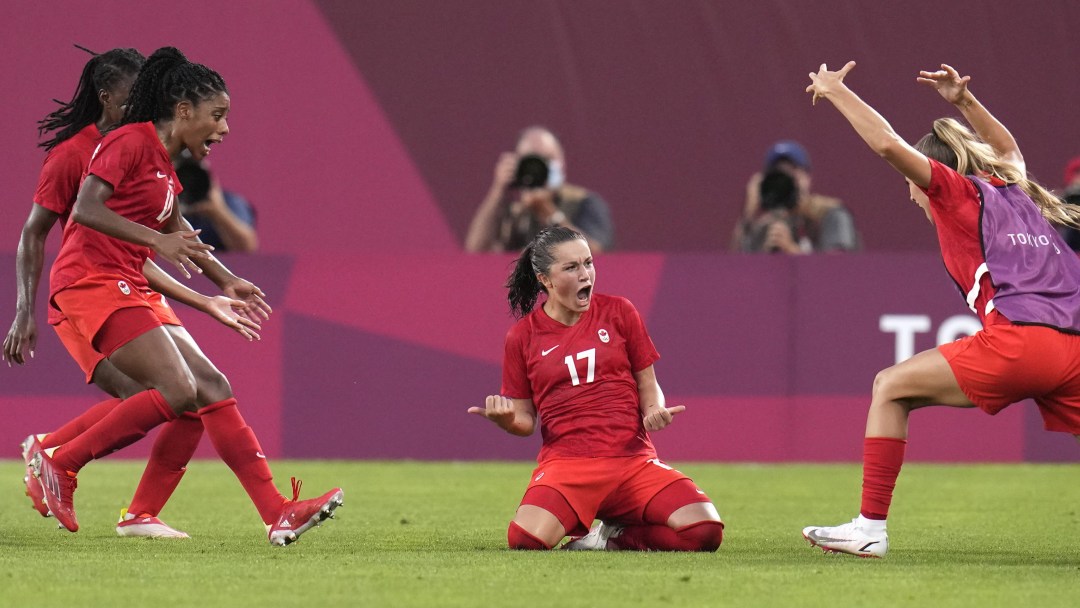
[469,226,724,552]
[801,61,1080,557]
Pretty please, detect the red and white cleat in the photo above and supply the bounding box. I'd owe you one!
[268,477,343,546]
[26,437,79,532]
[116,509,190,539]
[20,435,52,517]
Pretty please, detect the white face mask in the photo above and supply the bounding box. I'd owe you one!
[546,160,565,189]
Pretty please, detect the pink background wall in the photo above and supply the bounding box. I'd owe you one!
[2,2,1078,462]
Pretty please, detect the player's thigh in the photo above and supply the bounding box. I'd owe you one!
[108,325,196,408]
[164,325,233,404]
[90,358,145,400]
[873,347,972,409]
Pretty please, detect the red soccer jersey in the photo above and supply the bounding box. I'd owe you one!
[49,122,180,301]
[32,123,102,221]
[501,293,661,462]
[925,158,1006,326]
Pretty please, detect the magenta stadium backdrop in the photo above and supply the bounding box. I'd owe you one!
[1,1,1078,463]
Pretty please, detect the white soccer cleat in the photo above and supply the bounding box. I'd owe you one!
[802,518,888,558]
[562,521,623,551]
[116,509,190,539]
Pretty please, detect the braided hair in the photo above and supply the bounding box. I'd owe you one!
[38,46,145,151]
[122,47,227,125]
[506,226,587,318]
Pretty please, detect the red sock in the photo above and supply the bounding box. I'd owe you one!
[508,521,552,550]
[609,521,724,552]
[860,436,907,520]
[51,390,175,474]
[41,398,123,449]
[127,411,204,517]
[199,398,285,524]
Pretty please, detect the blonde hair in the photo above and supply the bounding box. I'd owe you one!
[915,118,1080,227]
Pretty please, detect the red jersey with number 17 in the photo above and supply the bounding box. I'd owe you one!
[49,122,181,300]
[501,293,661,463]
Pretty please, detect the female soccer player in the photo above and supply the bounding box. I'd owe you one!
[6,47,263,538]
[801,62,1080,557]
[25,47,342,546]
[468,226,724,551]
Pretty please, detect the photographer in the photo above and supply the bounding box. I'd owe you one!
[732,140,859,253]
[465,126,614,253]
[738,170,808,253]
[174,154,259,253]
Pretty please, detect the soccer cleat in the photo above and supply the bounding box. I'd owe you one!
[116,509,190,539]
[562,520,623,551]
[802,518,888,558]
[20,435,52,517]
[26,438,79,532]
[268,477,344,547]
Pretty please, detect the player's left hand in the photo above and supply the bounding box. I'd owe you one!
[205,295,262,341]
[643,405,686,431]
[224,278,272,322]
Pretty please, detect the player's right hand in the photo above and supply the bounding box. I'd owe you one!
[154,229,214,279]
[492,152,518,191]
[468,395,517,426]
[3,311,36,366]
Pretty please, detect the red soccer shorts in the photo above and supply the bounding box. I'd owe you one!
[520,456,712,537]
[51,274,181,382]
[938,322,1080,434]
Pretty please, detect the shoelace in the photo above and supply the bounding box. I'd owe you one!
[290,477,302,502]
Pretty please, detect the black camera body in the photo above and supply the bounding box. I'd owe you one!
[511,154,549,189]
[759,169,798,213]
[174,157,212,210]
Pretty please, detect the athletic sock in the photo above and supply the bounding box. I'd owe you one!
[508,521,552,550]
[126,411,204,517]
[198,398,285,524]
[51,390,175,474]
[860,436,907,520]
[608,521,724,552]
[41,397,123,449]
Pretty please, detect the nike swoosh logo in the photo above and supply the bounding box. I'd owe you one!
[256,452,266,459]
[541,346,559,356]
[156,171,167,179]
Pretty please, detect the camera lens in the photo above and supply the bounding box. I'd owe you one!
[511,154,550,189]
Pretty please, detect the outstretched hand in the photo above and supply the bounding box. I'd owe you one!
[154,230,214,279]
[643,405,686,431]
[917,64,970,105]
[205,295,262,341]
[806,61,857,105]
[223,278,273,323]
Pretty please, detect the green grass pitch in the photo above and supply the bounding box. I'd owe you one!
[1,460,1077,607]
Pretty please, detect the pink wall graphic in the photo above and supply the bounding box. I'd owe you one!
[1,2,1078,463]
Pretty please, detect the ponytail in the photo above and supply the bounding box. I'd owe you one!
[122,46,227,125]
[505,226,585,318]
[916,118,1080,227]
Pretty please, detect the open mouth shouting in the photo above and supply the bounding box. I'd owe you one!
[576,284,593,307]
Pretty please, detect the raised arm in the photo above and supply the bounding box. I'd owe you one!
[3,205,62,365]
[917,64,1025,176]
[807,61,932,188]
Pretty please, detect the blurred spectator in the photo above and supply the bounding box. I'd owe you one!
[733,140,859,254]
[1057,156,1080,251]
[174,154,258,252]
[465,126,614,253]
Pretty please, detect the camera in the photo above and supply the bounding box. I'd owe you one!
[174,156,212,210]
[759,169,798,213]
[510,154,550,189]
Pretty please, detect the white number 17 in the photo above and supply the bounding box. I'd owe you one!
[563,348,596,386]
